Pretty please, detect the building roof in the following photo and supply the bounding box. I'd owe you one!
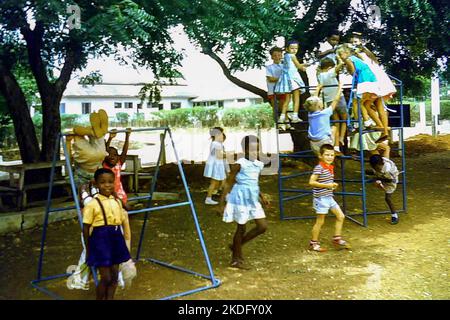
[63,80,198,99]
[191,82,262,102]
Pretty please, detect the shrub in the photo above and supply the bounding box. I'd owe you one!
[116,112,130,126]
[61,114,81,130]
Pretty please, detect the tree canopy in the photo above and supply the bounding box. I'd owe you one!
[181,0,449,96]
[0,0,449,163]
[0,0,183,162]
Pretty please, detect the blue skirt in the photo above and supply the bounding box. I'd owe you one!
[87,226,131,267]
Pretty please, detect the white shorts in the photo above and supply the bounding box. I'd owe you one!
[313,196,339,214]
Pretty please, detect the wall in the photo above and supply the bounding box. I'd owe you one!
[61,96,192,119]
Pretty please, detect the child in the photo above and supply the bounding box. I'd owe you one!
[204,127,230,205]
[336,44,384,135]
[350,32,396,100]
[369,144,400,225]
[66,109,109,206]
[83,168,132,300]
[308,144,350,252]
[317,30,341,63]
[350,32,396,142]
[304,82,343,156]
[274,40,309,130]
[317,57,348,151]
[103,128,131,208]
[219,135,269,269]
[266,46,288,114]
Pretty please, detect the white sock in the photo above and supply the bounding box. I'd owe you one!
[392,213,398,218]
[279,114,286,122]
[364,119,375,127]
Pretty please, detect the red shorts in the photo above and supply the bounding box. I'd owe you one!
[268,94,288,106]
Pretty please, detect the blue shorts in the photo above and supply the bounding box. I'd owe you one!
[313,196,339,214]
[87,226,131,267]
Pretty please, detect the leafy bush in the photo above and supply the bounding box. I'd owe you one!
[131,112,145,127]
[61,114,81,130]
[116,112,130,126]
[404,99,450,124]
[146,104,274,129]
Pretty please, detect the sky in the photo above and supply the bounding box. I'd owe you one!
[70,25,272,96]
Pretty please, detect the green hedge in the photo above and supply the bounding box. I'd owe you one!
[404,99,450,124]
[147,104,275,129]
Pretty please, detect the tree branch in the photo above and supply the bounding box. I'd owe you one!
[55,45,80,98]
[20,21,51,94]
[202,46,268,102]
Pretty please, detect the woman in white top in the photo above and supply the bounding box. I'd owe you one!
[204,127,230,205]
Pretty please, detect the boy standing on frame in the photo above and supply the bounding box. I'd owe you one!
[266,46,287,113]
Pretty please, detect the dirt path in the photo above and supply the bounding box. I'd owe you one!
[0,140,449,300]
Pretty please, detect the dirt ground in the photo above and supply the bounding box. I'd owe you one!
[0,135,449,300]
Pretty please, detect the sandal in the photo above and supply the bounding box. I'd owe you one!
[309,241,327,252]
[332,237,351,250]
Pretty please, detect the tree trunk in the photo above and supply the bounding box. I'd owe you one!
[204,48,314,159]
[0,64,40,163]
[40,93,62,162]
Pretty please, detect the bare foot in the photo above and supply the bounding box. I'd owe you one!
[228,244,244,262]
[229,260,251,270]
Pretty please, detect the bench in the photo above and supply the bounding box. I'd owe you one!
[0,160,68,211]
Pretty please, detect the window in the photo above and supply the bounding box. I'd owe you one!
[125,102,133,109]
[237,98,246,103]
[154,103,163,110]
[81,102,91,114]
[137,103,143,109]
[114,102,122,109]
[59,103,66,114]
[171,102,181,110]
[218,101,224,108]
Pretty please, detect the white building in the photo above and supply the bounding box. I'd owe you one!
[60,80,197,120]
[192,84,264,108]
[60,80,264,119]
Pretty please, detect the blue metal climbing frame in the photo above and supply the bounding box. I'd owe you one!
[275,74,407,227]
[30,127,220,299]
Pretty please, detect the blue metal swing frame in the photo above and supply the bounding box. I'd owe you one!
[30,127,220,299]
[274,74,407,227]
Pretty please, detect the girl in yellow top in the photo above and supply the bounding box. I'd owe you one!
[83,168,131,300]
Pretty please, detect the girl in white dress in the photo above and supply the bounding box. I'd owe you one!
[350,32,396,142]
[219,135,269,269]
[204,127,230,205]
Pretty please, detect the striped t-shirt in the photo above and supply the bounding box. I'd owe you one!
[312,163,334,198]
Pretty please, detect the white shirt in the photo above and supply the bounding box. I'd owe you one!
[318,41,337,63]
[317,68,339,103]
[266,63,283,95]
[377,157,399,184]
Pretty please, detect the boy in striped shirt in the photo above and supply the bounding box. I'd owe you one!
[308,144,350,252]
